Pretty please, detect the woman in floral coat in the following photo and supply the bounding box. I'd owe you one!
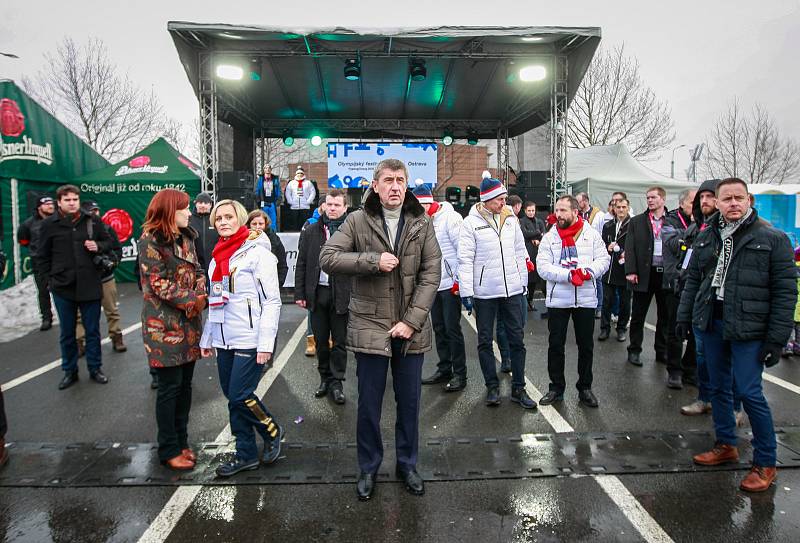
[139,189,207,470]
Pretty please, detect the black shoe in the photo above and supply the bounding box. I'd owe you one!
[357,472,376,501]
[315,379,330,398]
[215,457,260,477]
[89,370,108,384]
[396,467,425,496]
[330,385,346,405]
[667,374,683,390]
[539,390,563,405]
[616,330,627,342]
[40,319,52,331]
[511,388,537,410]
[627,352,642,367]
[500,360,512,373]
[422,370,452,385]
[578,389,599,408]
[598,329,610,341]
[150,374,159,390]
[485,386,501,406]
[262,424,284,465]
[444,376,466,392]
[58,371,78,390]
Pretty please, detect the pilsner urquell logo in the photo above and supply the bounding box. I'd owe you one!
[102,208,134,243]
[0,98,54,166]
[115,154,168,176]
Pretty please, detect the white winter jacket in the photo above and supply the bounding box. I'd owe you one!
[430,201,463,291]
[536,222,611,309]
[458,203,528,299]
[200,233,282,353]
[285,179,316,210]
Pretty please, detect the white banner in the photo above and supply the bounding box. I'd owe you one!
[326,142,438,188]
[277,232,300,288]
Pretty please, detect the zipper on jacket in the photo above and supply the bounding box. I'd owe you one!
[257,278,267,300]
[247,299,254,329]
[479,265,485,285]
[219,323,226,346]
[549,283,556,303]
[496,223,509,298]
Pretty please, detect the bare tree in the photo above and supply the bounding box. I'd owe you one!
[704,99,800,184]
[23,37,174,161]
[567,45,675,159]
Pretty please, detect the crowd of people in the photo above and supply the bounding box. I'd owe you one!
[0,158,797,499]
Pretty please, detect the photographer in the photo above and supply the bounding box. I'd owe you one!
[39,185,112,390]
[76,201,126,354]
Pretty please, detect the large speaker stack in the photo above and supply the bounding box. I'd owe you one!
[216,171,255,210]
[511,170,552,212]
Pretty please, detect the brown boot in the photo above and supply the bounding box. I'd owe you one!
[0,438,8,469]
[305,335,316,357]
[740,466,777,492]
[112,334,127,353]
[693,443,739,466]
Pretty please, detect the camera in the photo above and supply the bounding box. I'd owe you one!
[93,254,117,275]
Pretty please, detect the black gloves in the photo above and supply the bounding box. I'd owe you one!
[759,343,783,367]
[675,322,691,341]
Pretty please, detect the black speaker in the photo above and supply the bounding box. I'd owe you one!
[218,170,254,190]
[513,170,551,211]
[216,188,256,212]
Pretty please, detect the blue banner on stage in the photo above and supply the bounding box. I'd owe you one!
[327,142,438,188]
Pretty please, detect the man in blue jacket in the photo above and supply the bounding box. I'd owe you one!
[256,164,281,232]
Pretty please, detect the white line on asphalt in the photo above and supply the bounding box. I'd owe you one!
[464,310,674,543]
[644,321,800,396]
[1,322,143,392]
[137,319,307,543]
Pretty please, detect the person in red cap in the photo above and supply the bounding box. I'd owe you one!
[17,195,56,331]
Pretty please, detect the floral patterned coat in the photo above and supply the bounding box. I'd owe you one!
[138,228,206,368]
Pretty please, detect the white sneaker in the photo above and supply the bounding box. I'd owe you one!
[680,400,712,416]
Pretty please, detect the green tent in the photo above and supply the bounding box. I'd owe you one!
[1,80,109,289]
[73,138,201,282]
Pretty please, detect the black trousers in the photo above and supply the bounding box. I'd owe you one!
[547,307,595,393]
[33,264,52,321]
[628,268,669,359]
[311,286,348,384]
[665,291,697,377]
[600,283,632,333]
[155,362,195,462]
[430,289,467,378]
[0,387,7,438]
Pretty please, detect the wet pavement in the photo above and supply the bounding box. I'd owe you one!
[1,283,799,542]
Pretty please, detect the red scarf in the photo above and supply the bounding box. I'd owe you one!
[211,226,249,282]
[556,215,584,268]
[426,201,440,217]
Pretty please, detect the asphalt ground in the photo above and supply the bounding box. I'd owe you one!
[1,282,800,542]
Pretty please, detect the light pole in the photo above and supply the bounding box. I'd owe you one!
[671,144,687,179]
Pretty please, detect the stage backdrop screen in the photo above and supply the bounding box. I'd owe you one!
[327,142,438,188]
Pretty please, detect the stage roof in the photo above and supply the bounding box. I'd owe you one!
[167,24,601,140]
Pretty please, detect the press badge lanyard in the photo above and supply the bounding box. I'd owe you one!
[677,212,688,230]
[648,212,663,239]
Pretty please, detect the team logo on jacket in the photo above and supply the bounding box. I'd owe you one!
[102,208,134,243]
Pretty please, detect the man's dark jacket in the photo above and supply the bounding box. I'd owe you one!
[661,208,693,291]
[624,210,668,293]
[189,213,218,272]
[601,216,631,286]
[17,213,48,262]
[672,179,721,292]
[265,228,289,287]
[295,215,351,314]
[519,215,545,262]
[676,208,796,347]
[38,210,112,302]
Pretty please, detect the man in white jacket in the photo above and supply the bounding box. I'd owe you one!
[459,176,536,409]
[414,185,468,392]
[285,166,317,230]
[537,195,611,408]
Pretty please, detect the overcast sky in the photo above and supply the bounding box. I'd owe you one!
[2,0,798,177]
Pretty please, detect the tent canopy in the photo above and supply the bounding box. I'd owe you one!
[73,138,201,283]
[167,24,601,139]
[567,144,697,213]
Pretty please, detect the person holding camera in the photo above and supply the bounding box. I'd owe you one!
[75,201,126,354]
[39,185,112,390]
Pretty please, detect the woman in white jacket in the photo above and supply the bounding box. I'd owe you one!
[200,199,283,477]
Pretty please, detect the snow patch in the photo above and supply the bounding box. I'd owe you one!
[0,276,53,343]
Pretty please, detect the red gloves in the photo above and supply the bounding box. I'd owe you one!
[526,258,535,272]
[569,268,591,287]
[450,281,460,296]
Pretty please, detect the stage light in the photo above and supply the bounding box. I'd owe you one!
[310,135,323,146]
[521,36,543,42]
[519,65,546,82]
[410,58,427,81]
[216,64,243,80]
[282,132,295,146]
[344,58,361,81]
[442,131,454,146]
[249,59,262,81]
[467,131,479,145]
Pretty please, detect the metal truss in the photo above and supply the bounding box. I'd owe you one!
[550,54,569,208]
[259,118,501,136]
[496,128,510,184]
[198,53,219,194]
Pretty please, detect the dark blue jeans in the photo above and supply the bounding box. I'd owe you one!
[695,326,743,407]
[430,289,467,378]
[355,340,424,474]
[496,294,527,367]
[216,348,278,462]
[52,293,102,374]
[702,320,776,466]
[476,294,526,389]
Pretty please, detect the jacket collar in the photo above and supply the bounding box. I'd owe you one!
[363,188,424,218]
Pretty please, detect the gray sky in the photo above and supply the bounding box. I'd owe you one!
[2,0,798,177]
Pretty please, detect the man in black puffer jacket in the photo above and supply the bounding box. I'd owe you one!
[676,177,796,493]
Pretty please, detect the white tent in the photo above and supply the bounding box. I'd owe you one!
[567,144,697,214]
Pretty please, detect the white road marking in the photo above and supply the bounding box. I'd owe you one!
[464,310,674,543]
[137,320,306,543]
[1,322,143,392]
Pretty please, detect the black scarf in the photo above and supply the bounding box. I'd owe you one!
[322,212,347,237]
